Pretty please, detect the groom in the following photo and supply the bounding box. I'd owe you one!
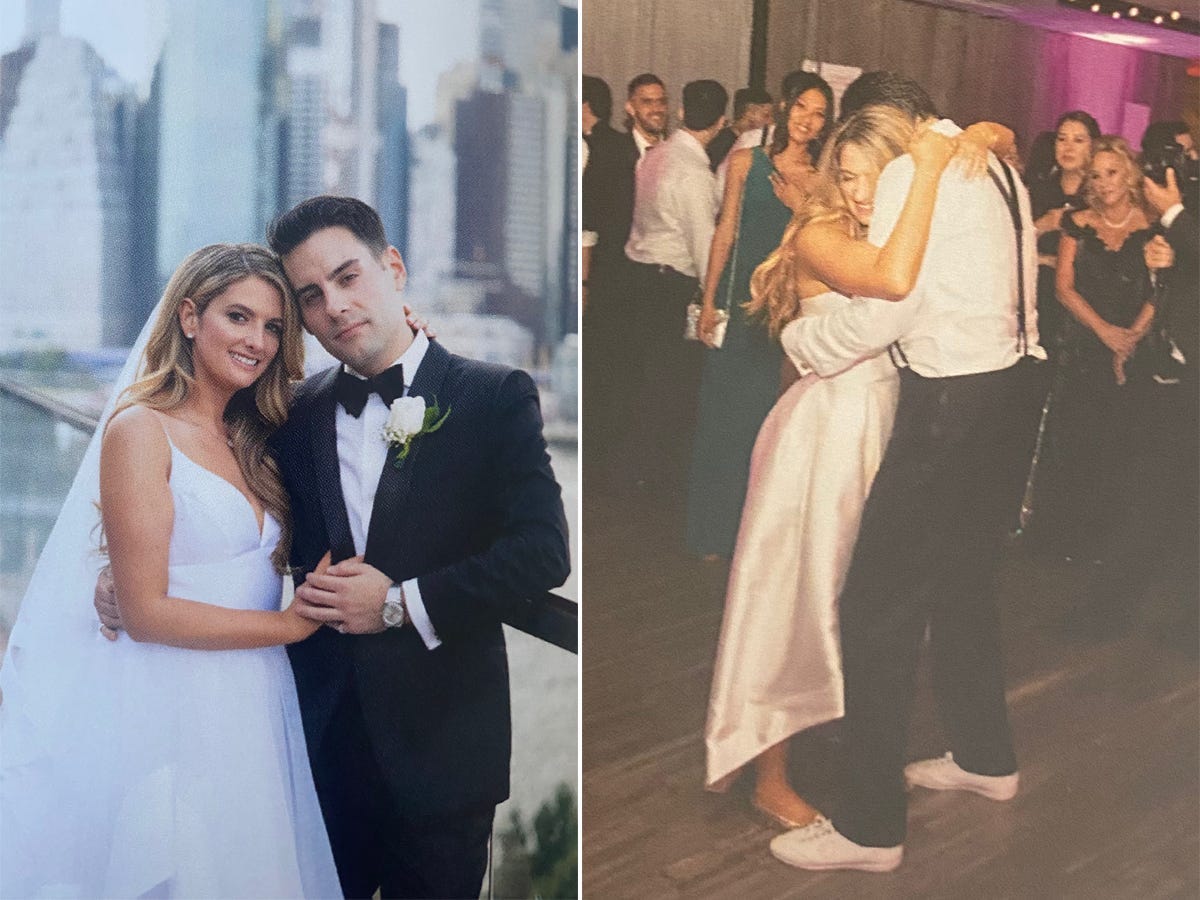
[768,73,1041,872]
[267,195,569,898]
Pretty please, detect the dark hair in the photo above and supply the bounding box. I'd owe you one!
[768,71,834,160]
[267,195,389,259]
[583,75,613,123]
[1141,119,1188,153]
[1025,130,1058,183]
[627,72,664,99]
[733,86,772,120]
[1055,110,1101,142]
[682,79,728,131]
[839,71,937,122]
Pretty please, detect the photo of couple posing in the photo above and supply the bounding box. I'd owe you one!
[0,195,570,899]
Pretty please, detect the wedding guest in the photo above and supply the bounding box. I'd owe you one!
[624,72,669,158]
[1034,137,1157,568]
[717,69,822,192]
[1083,164,1197,628]
[686,73,832,559]
[623,79,727,492]
[707,86,774,171]
[1026,111,1101,357]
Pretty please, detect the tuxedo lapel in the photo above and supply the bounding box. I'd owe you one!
[364,341,452,562]
[307,366,357,562]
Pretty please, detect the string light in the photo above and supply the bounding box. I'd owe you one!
[1064,1,1195,34]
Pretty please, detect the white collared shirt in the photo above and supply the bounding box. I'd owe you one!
[335,328,440,648]
[632,126,655,161]
[624,129,720,284]
[783,121,1044,378]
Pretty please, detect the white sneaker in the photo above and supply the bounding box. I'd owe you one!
[769,816,903,873]
[904,752,1018,800]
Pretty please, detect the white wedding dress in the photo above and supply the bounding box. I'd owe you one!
[0,424,341,898]
[705,291,900,789]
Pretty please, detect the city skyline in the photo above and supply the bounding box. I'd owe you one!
[0,0,486,128]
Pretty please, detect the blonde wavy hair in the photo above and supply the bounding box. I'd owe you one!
[1084,135,1144,215]
[748,105,916,336]
[110,243,304,571]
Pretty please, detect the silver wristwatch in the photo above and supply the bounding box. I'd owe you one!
[382,585,408,629]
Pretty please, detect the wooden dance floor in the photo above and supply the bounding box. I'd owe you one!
[582,476,1199,899]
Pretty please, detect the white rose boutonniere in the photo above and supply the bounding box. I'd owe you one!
[382,395,451,466]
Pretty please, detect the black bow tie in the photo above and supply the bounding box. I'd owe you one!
[335,364,405,417]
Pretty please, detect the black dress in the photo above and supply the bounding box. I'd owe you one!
[1026,175,1085,358]
[1031,213,1154,562]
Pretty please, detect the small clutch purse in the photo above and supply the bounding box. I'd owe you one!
[684,302,730,348]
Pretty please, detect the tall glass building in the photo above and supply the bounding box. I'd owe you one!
[155,0,275,280]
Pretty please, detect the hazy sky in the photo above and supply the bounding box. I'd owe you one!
[0,0,490,126]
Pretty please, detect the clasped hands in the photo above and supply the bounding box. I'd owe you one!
[292,552,392,635]
[93,551,395,639]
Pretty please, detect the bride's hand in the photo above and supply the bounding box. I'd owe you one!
[283,552,332,642]
[948,129,991,180]
[403,305,437,340]
[909,126,956,177]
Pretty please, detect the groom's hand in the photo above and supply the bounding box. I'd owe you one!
[293,556,390,634]
[95,565,122,641]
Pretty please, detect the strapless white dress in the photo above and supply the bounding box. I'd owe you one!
[0,437,341,898]
[705,292,900,789]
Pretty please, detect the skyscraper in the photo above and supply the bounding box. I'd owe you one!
[156,0,277,281]
[375,21,409,258]
[0,24,135,351]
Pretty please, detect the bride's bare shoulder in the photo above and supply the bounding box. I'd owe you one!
[102,405,170,463]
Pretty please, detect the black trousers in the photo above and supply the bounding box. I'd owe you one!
[623,261,705,491]
[832,364,1030,848]
[312,688,495,899]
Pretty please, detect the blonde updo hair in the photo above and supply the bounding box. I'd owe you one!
[111,243,304,571]
[748,105,915,336]
[1085,135,1144,214]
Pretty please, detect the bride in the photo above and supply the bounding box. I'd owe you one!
[705,106,1009,827]
[0,244,342,897]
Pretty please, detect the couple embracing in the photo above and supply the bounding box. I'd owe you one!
[0,196,569,898]
[705,72,1042,872]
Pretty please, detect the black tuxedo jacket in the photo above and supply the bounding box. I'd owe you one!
[582,124,639,278]
[273,339,570,817]
[1160,209,1198,375]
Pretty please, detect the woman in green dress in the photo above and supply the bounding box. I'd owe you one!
[686,73,834,558]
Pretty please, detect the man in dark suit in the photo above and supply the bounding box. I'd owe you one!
[581,74,663,470]
[268,196,570,898]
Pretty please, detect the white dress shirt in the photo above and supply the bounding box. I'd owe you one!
[624,129,720,285]
[336,328,440,648]
[632,126,655,161]
[783,122,1044,379]
[581,136,597,249]
[1161,202,1185,229]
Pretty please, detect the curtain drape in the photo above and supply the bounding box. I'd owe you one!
[582,0,754,127]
